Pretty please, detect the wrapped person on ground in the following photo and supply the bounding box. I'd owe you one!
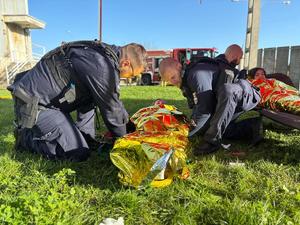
[248,67,300,115]
[110,100,190,188]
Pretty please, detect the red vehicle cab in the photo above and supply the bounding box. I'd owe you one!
[140,48,217,85]
[172,48,218,66]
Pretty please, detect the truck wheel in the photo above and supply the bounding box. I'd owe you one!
[141,74,152,86]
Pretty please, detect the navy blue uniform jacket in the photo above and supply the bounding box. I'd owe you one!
[9,43,128,137]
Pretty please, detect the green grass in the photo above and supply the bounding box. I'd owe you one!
[0,86,300,225]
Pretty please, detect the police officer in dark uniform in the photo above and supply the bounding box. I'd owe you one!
[8,40,147,161]
[159,44,262,155]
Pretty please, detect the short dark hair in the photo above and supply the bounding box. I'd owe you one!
[248,67,266,79]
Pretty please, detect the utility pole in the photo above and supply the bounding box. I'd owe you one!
[99,0,102,42]
[244,0,260,70]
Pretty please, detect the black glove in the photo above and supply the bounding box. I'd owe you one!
[238,69,248,79]
[126,120,136,133]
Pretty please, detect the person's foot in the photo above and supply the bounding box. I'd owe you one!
[193,142,220,156]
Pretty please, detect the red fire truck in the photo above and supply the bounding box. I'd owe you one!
[140,50,171,85]
[140,47,217,85]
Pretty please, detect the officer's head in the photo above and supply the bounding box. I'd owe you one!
[159,57,182,87]
[119,43,147,78]
[225,44,243,67]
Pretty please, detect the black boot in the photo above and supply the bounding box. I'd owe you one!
[14,127,29,151]
[250,117,264,146]
[81,132,101,151]
[14,127,22,151]
[224,117,264,145]
[193,142,220,156]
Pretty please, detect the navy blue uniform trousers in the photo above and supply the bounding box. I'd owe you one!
[18,108,94,161]
[204,79,260,144]
[190,79,260,145]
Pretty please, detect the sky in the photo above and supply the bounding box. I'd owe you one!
[28,0,300,54]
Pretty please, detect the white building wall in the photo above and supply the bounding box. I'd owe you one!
[0,0,28,14]
[0,0,27,59]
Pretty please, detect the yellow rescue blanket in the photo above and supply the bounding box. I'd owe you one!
[110,103,190,188]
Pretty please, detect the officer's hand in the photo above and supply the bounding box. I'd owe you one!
[126,120,136,133]
[98,131,115,155]
[187,119,197,131]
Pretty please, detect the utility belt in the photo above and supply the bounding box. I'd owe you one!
[11,87,40,129]
[10,48,75,129]
[181,86,196,109]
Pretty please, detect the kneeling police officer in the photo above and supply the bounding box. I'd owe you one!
[8,40,147,161]
[159,44,262,155]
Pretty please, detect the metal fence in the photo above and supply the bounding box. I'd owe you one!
[257,45,300,89]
